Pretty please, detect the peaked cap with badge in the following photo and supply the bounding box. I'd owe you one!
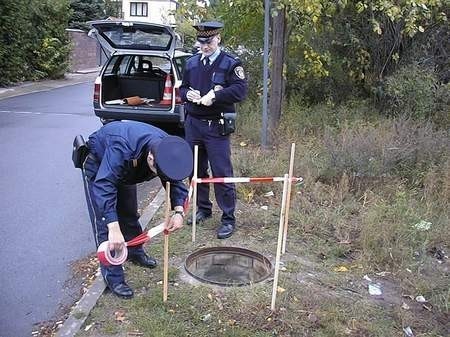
[193,21,224,43]
[154,135,193,181]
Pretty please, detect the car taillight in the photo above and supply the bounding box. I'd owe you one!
[93,77,101,104]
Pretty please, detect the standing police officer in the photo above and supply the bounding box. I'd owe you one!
[180,21,248,239]
[79,121,192,298]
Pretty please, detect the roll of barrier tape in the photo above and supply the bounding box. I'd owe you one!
[97,241,128,266]
[96,223,166,266]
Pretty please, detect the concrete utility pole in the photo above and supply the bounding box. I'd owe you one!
[261,0,270,148]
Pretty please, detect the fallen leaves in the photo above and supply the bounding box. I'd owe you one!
[114,309,127,322]
[333,266,349,272]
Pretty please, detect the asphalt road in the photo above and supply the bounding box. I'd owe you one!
[0,81,158,337]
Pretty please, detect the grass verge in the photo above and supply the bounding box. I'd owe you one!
[76,98,448,337]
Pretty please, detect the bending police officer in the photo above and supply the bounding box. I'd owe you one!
[79,121,192,298]
[180,21,248,239]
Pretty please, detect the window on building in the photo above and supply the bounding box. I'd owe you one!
[130,2,148,17]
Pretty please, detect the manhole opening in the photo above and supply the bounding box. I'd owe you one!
[185,247,272,286]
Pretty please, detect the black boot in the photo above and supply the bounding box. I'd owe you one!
[187,211,212,225]
[109,282,134,299]
[217,223,235,239]
[128,252,157,268]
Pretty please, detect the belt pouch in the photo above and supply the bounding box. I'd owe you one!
[219,112,236,136]
[72,135,88,168]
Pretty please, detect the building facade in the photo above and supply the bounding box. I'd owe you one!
[120,0,178,25]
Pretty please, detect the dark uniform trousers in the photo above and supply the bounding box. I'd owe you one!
[185,114,236,225]
[81,154,145,285]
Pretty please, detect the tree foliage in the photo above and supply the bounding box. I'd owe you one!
[176,0,449,142]
[0,0,71,85]
[69,0,105,31]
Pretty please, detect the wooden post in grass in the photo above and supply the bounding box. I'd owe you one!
[271,174,289,311]
[192,145,199,243]
[163,181,171,302]
[282,143,296,254]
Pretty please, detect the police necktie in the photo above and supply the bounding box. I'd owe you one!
[204,57,210,66]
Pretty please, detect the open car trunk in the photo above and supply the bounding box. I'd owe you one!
[101,74,166,106]
[100,54,175,109]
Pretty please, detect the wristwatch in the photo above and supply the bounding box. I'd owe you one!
[173,210,185,218]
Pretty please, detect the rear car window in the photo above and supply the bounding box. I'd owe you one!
[104,55,172,77]
[103,55,190,81]
[99,26,172,50]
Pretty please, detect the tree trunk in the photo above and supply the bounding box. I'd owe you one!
[267,6,286,146]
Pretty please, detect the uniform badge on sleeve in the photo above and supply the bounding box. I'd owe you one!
[234,66,245,79]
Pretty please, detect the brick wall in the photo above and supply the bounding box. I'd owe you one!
[66,29,100,72]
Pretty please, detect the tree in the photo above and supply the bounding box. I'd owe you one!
[174,0,449,146]
[268,5,286,145]
[104,0,122,18]
[69,0,105,31]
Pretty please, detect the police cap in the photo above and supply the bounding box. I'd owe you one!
[154,136,193,181]
[193,21,224,43]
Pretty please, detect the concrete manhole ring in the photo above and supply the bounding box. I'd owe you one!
[185,246,272,287]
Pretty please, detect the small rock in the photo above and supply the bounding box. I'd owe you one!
[363,274,372,282]
[403,326,414,337]
[415,295,426,303]
[307,313,318,323]
[368,283,382,296]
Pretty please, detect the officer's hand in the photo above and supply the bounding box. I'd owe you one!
[107,221,125,251]
[186,89,201,102]
[166,212,184,233]
[200,90,216,106]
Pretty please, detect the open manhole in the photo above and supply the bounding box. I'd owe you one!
[185,246,272,286]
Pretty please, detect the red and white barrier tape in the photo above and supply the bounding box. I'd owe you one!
[99,175,303,265]
[195,176,303,184]
[183,176,302,212]
[97,223,166,266]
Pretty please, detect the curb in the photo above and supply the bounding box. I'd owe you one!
[0,70,99,101]
[55,188,166,337]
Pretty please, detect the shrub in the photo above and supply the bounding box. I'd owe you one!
[382,64,441,120]
[34,37,70,79]
[0,0,70,85]
[321,117,449,183]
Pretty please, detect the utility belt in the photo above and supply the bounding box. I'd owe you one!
[191,112,236,136]
[72,134,147,172]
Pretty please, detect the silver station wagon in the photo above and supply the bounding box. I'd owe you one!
[89,20,192,135]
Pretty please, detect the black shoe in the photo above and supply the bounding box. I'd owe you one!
[217,223,235,239]
[187,211,212,225]
[109,282,134,299]
[128,253,157,268]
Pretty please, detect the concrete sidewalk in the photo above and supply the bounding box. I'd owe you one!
[0,68,100,100]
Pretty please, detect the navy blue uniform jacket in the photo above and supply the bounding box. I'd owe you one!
[87,121,188,225]
[180,51,248,119]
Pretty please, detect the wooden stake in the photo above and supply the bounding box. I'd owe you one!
[282,143,296,254]
[192,145,199,243]
[163,181,171,302]
[271,174,289,311]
